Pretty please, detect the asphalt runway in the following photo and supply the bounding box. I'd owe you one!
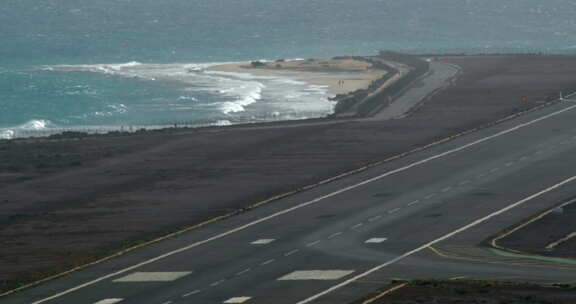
[5,92,576,304]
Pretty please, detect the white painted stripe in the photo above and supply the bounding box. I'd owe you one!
[425,193,436,199]
[236,268,251,276]
[284,249,300,256]
[505,162,514,167]
[260,259,275,266]
[441,186,452,192]
[94,299,123,304]
[224,297,252,303]
[113,272,191,282]
[279,270,355,281]
[351,223,364,229]
[250,239,275,245]
[408,200,420,206]
[210,280,225,287]
[365,238,388,243]
[182,290,201,297]
[328,232,343,239]
[458,180,470,186]
[368,215,382,222]
[295,176,576,304]
[490,168,500,173]
[306,240,321,247]
[519,156,529,161]
[388,208,401,214]
[32,103,576,304]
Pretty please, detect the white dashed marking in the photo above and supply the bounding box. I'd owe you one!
[505,162,514,167]
[94,299,124,304]
[250,239,275,245]
[306,240,321,247]
[224,297,252,303]
[477,174,486,178]
[441,186,452,193]
[458,180,470,186]
[408,200,420,206]
[113,272,192,282]
[519,156,529,161]
[260,259,275,266]
[182,290,201,297]
[284,249,300,256]
[210,280,225,287]
[351,223,364,229]
[236,268,251,276]
[365,238,388,243]
[368,215,382,222]
[490,168,500,173]
[388,208,401,214]
[162,301,172,304]
[278,270,355,281]
[425,193,436,199]
[328,232,343,239]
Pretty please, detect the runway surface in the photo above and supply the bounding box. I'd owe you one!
[5,96,576,303]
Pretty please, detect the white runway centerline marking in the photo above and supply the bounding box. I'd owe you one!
[182,290,201,297]
[224,297,252,303]
[458,180,470,186]
[306,240,321,247]
[94,299,124,304]
[32,101,576,304]
[368,215,382,222]
[210,280,225,287]
[113,272,192,282]
[260,259,275,266]
[284,249,300,256]
[279,270,355,281]
[250,239,275,245]
[236,268,252,276]
[328,232,343,239]
[351,223,364,229]
[365,238,388,243]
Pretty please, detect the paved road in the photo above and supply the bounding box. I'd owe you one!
[5,94,576,304]
[368,61,460,121]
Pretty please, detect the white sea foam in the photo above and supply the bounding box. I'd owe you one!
[19,119,51,130]
[46,60,335,118]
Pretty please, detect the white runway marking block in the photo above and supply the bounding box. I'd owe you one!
[224,297,252,303]
[94,299,124,304]
[278,270,354,281]
[113,272,192,282]
[250,239,275,245]
[365,238,388,243]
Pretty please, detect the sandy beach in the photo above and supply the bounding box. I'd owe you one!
[208,58,388,96]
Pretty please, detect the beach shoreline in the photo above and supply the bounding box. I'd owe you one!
[208,58,388,96]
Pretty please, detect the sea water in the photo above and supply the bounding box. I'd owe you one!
[1,0,576,138]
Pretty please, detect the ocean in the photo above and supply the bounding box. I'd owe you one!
[1,0,576,138]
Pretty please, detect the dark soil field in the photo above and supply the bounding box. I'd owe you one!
[356,280,576,304]
[2,55,576,293]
